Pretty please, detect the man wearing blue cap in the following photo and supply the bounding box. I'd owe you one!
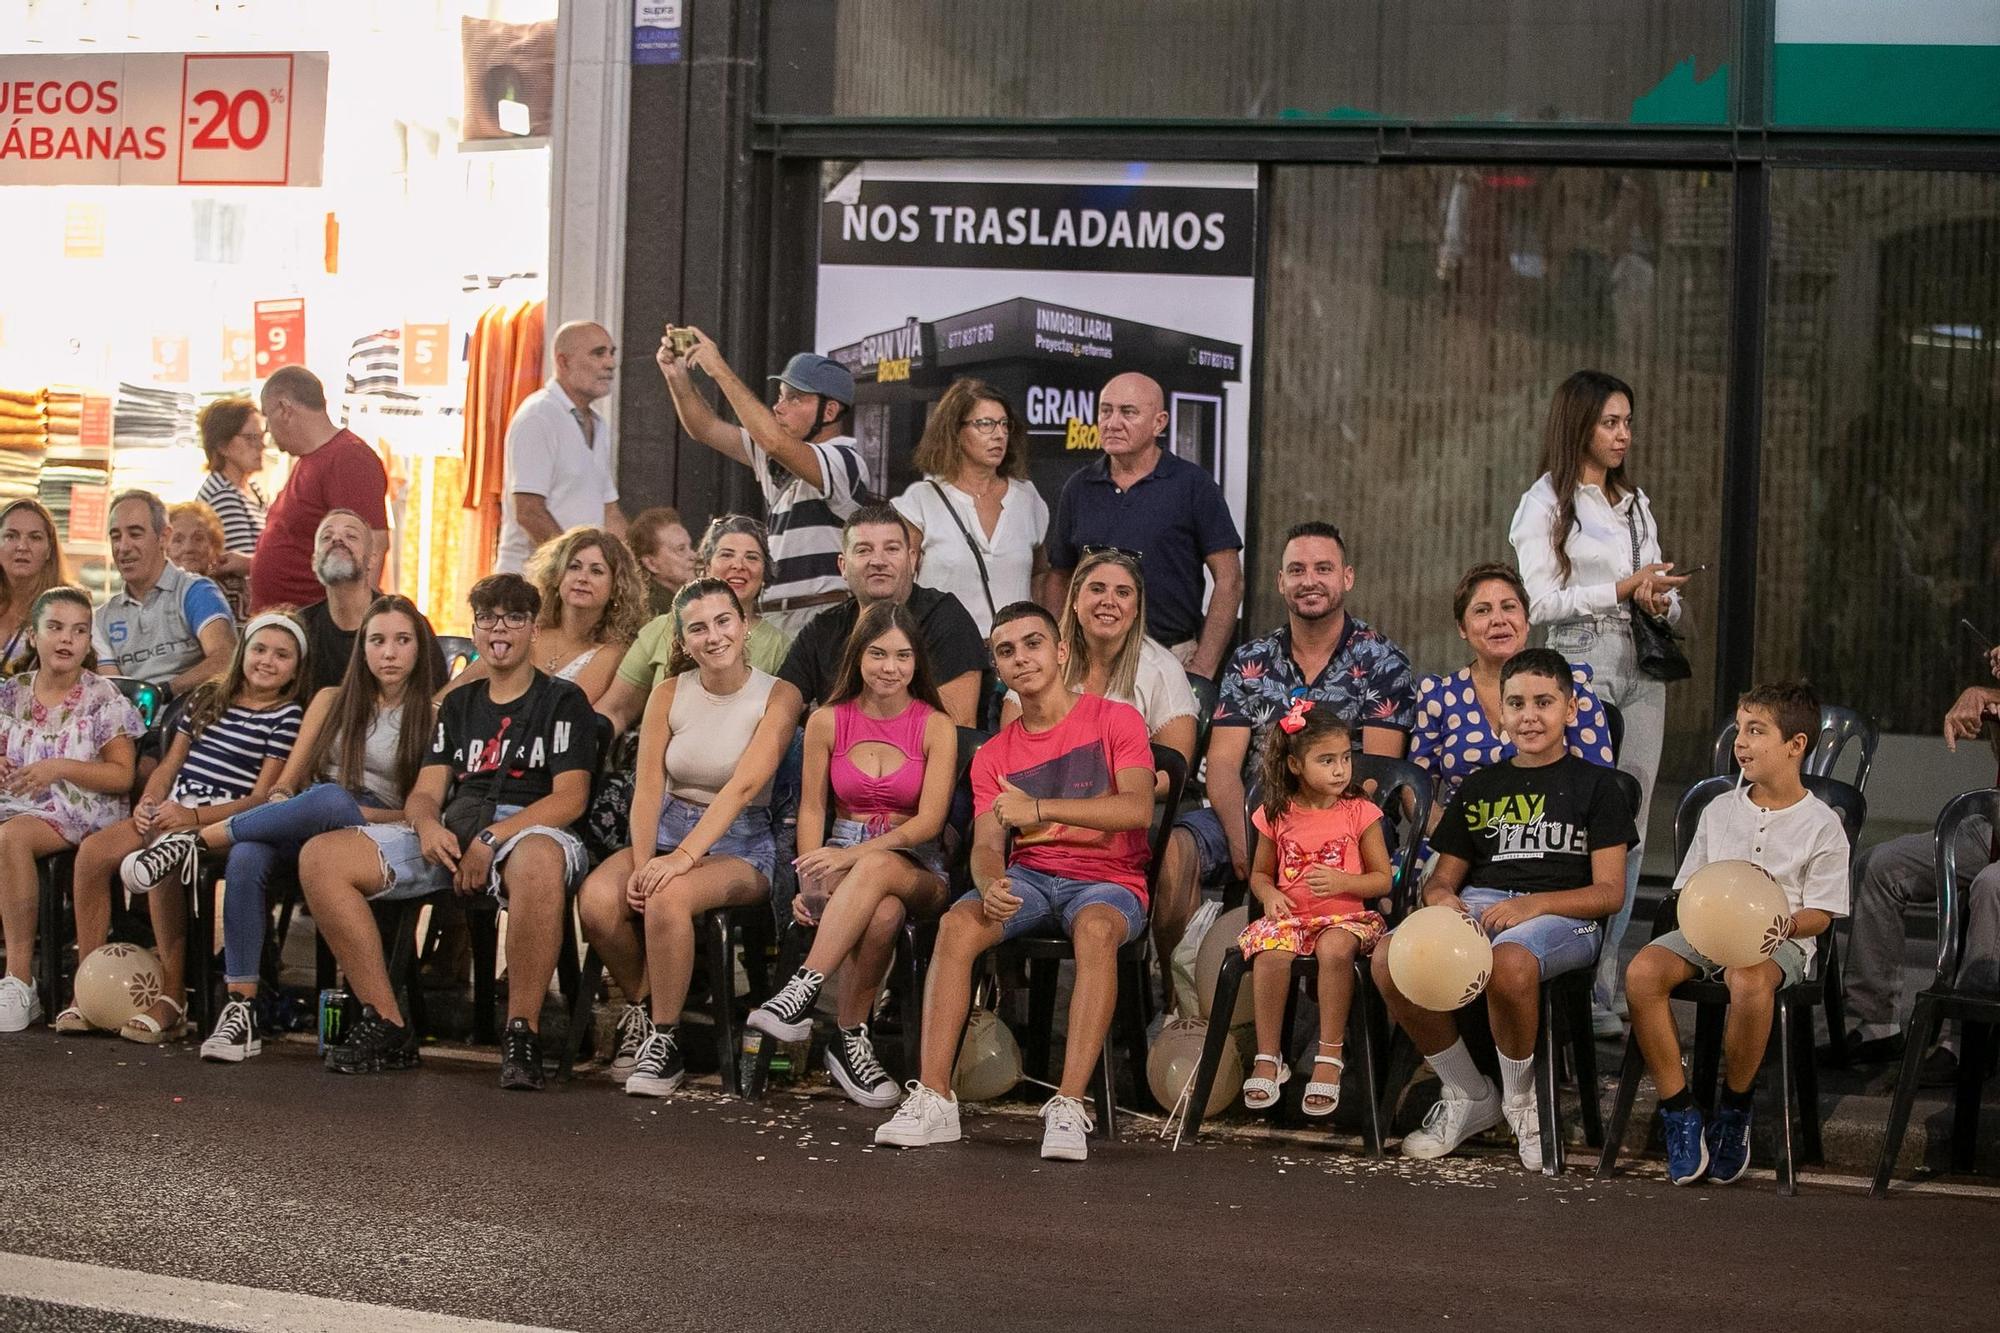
[657,329,872,637]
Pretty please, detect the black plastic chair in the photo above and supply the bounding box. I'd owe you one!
[1181,755,1434,1150]
[1598,774,1864,1194]
[1376,768,1639,1176]
[1872,788,2000,1196]
[436,635,477,678]
[985,743,1191,1140]
[1710,705,1879,792]
[1185,671,1220,757]
[740,726,991,1101]
[1602,700,1625,766]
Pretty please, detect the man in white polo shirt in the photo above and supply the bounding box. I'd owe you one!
[496,320,628,573]
[95,489,236,697]
[656,329,870,638]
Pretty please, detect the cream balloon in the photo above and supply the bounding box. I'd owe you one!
[1678,859,1791,969]
[72,943,164,1031]
[951,1005,1022,1102]
[1147,1016,1244,1117]
[1386,905,1493,1011]
[1194,905,1255,1026]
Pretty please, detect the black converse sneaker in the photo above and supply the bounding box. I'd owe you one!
[746,967,825,1043]
[200,997,261,1063]
[825,1022,900,1109]
[609,1003,653,1084]
[122,832,199,893]
[499,1017,546,1091]
[624,1028,685,1098]
[324,1005,420,1074]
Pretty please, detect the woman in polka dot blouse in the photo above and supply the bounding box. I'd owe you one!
[1411,563,1617,824]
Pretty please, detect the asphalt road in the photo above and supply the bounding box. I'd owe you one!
[0,1033,1993,1332]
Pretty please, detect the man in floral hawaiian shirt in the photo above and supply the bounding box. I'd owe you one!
[1151,521,1416,962]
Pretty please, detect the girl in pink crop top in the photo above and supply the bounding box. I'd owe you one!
[829,697,933,832]
[747,602,960,1107]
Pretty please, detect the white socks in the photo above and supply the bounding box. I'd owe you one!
[1500,1052,1535,1103]
[1427,1039,1485,1099]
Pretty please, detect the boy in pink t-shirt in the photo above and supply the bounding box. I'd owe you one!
[876,602,1157,1164]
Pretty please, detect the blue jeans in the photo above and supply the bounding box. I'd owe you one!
[956,864,1148,944]
[1458,887,1603,979]
[220,784,371,985]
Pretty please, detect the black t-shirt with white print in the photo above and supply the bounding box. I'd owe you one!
[1429,753,1636,895]
[429,670,597,805]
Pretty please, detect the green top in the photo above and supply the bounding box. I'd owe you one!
[616,612,791,692]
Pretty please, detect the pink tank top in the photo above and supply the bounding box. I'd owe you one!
[830,698,933,824]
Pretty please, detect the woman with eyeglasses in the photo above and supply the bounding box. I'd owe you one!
[0,500,77,676]
[893,378,1049,638]
[195,397,269,614]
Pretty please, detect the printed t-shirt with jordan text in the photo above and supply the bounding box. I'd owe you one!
[971,692,1155,902]
[428,671,598,805]
[1428,753,1635,894]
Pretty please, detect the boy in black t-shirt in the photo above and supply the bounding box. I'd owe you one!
[1372,649,1635,1170]
[300,574,598,1091]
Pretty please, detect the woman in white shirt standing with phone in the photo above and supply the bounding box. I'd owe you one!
[893,378,1049,638]
[1509,369,1688,1036]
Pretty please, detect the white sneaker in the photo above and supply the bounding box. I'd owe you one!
[1400,1077,1503,1160]
[874,1082,961,1148]
[0,975,43,1032]
[1038,1094,1094,1162]
[1503,1091,1544,1171]
[608,1003,652,1084]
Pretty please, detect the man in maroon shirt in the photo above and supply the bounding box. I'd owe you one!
[249,366,390,611]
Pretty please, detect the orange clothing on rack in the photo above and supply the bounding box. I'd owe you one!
[458,297,544,587]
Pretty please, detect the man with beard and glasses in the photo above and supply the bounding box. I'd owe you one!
[296,510,447,699]
[1152,522,1416,959]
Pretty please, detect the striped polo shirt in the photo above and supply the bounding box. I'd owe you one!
[170,699,305,803]
[741,428,869,606]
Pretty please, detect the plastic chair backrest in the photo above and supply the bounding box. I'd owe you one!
[111,676,166,729]
[1143,743,1192,907]
[943,726,994,853]
[1711,705,1879,792]
[1354,753,1433,917]
[437,635,477,677]
[1932,788,2000,990]
[1185,671,1219,752]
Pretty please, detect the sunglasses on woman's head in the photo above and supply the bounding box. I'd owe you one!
[1081,544,1143,564]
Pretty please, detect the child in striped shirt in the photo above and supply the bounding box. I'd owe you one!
[58,613,307,1043]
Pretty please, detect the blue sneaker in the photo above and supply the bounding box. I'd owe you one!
[1662,1104,1709,1185]
[1707,1102,1753,1184]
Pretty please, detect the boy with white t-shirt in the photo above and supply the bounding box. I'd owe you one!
[1624,681,1851,1187]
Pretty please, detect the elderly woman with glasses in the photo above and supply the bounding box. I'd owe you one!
[194,397,269,596]
[892,378,1048,638]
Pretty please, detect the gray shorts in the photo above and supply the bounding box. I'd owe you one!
[360,802,589,903]
[1648,928,1808,990]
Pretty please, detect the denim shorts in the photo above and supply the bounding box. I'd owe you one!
[1648,928,1808,990]
[361,802,589,903]
[657,794,777,882]
[1457,886,1602,979]
[828,816,948,884]
[1175,805,1236,887]
[956,863,1148,944]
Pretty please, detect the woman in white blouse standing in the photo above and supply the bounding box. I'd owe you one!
[1508,370,1688,1036]
[893,378,1048,638]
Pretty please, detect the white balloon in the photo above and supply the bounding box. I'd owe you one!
[1148,1016,1243,1117]
[73,943,164,1030]
[1387,906,1493,1011]
[1194,905,1255,1025]
[1679,859,1790,970]
[952,1006,1022,1102]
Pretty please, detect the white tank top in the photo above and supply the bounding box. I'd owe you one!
[663,667,776,807]
[321,701,409,806]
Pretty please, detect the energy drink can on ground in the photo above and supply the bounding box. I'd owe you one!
[317,988,349,1052]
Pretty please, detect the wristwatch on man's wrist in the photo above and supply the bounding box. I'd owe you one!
[476,829,499,848]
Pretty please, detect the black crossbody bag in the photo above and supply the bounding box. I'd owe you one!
[1624,500,1691,683]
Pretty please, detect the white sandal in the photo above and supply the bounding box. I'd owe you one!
[1242,1054,1290,1109]
[51,1004,95,1035]
[119,998,186,1045]
[1301,1049,1345,1118]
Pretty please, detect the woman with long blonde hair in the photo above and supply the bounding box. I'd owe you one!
[0,500,76,676]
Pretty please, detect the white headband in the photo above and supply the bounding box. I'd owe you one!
[242,612,309,659]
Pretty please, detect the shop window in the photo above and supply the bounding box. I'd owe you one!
[1253,165,1729,780]
[766,1,1734,127]
[1758,171,2000,735]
